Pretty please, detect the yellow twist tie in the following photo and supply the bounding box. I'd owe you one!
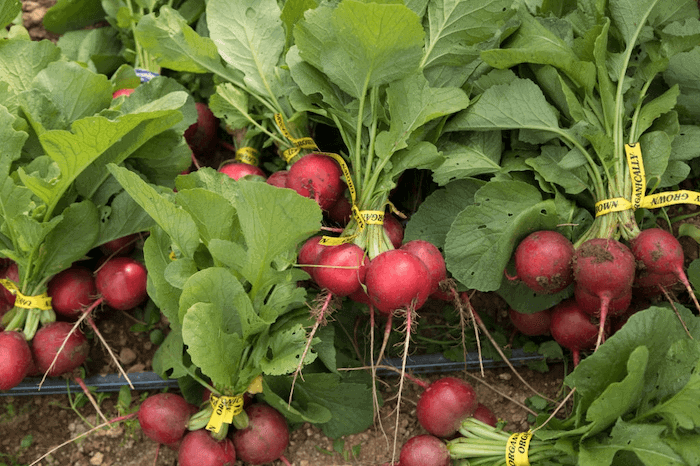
[205,394,244,434]
[505,431,533,466]
[235,147,259,166]
[0,279,52,310]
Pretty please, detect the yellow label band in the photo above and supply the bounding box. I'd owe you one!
[506,431,533,466]
[361,210,384,225]
[235,147,259,166]
[205,394,245,434]
[0,279,52,310]
[626,143,645,210]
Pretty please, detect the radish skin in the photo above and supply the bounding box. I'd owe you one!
[511,230,574,294]
[364,249,431,316]
[0,330,32,390]
[416,377,478,438]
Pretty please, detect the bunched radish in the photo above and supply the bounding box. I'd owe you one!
[400,240,447,296]
[47,266,97,320]
[178,429,236,466]
[510,230,574,294]
[399,434,451,466]
[95,257,148,311]
[313,243,368,297]
[509,307,552,337]
[231,403,290,465]
[32,321,89,377]
[286,153,345,211]
[416,377,478,438]
[219,162,266,181]
[549,299,600,366]
[138,393,192,447]
[0,330,32,390]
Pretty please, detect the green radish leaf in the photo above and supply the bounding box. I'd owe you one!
[525,145,589,194]
[432,131,503,184]
[665,433,700,466]
[42,0,106,34]
[57,28,125,75]
[578,419,684,466]
[143,227,183,332]
[152,327,192,379]
[404,178,484,249]
[164,258,198,290]
[208,83,250,131]
[632,85,680,142]
[0,105,28,173]
[260,323,317,376]
[96,191,154,249]
[444,180,559,292]
[135,6,239,78]
[665,46,700,119]
[0,0,20,30]
[175,188,238,246]
[107,164,200,258]
[497,275,571,314]
[280,0,318,49]
[640,131,672,189]
[608,0,658,48]
[294,0,424,99]
[206,0,285,97]
[182,301,246,388]
[261,377,333,425]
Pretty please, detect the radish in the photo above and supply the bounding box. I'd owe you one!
[313,243,368,297]
[138,393,192,446]
[399,434,451,466]
[0,261,18,318]
[327,194,353,225]
[231,403,290,465]
[549,299,599,366]
[178,429,236,466]
[218,162,266,181]
[0,330,32,390]
[112,88,135,98]
[364,249,432,316]
[383,214,404,249]
[508,307,552,337]
[629,228,700,308]
[509,230,574,294]
[95,256,148,311]
[573,238,635,348]
[472,403,498,427]
[185,102,218,156]
[286,153,345,211]
[99,233,139,256]
[32,321,90,377]
[47,266,97,320]
[415,376,478,438]
[266,170,289,188]
[399,240,447,296]
[297,236,325,280]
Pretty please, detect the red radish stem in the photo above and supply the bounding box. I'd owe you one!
[630,227,700,312]
[573,238,635,349]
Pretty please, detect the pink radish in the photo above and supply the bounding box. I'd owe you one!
[297,236,325,280]
[185,102,218,155]
[266,170,289,188]
[399,434,451,466]
[32,321,89,377]
[364,249,432,316]
[138,393,192,446]
[416,376,478,438]
[286,153,345,211]
[95,256,148,311]
[47,266,97,320]
[0,330,32,390]
[573,238,635,348]
[510,230,574,294]
[383,214,404,249]
[313,243,368,297]
[231,403,290,465]
[508,307,552,336]
[112,88,135,98]
[629,228,700,308]
[219,162,266,181]
[178,429,236,466]
[549,299,599,366]
[472,403,498,427]
[399,240,447,296]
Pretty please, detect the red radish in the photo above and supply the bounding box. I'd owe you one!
[231,404,289,465]
[510,230,574,294]
[399,434,451,466]
[185,102,218,155]
[95,257,148,311]
[348,285,372,305]
[313,243,368,297]
[364,249,432,316]
[549,299,599,366]
[297,236,325,280]
[472,403,498,427]
[100,233,139,256]
[508,307,552,336]
[266,170,289,188]
[327,194,353,225]
[178,429,236,466]
[0,261,18,317]
[47,266,97,320]
[138,393,192,445]
[32,321,89,377]
[286,153,345,211]
[0,330,32,390]
[383,214,404,249]
[112,88,135,98]
[219,162,266,181]
[629,228,700,306]
[416,377,478,438]
[573,238,635,348]
[574,285,631,319]
[400,240,446,295]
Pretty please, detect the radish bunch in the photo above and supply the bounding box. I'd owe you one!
[510,227,697,364]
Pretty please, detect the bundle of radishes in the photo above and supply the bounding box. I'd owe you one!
[136,393,291,466]
[507,227,697,365]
